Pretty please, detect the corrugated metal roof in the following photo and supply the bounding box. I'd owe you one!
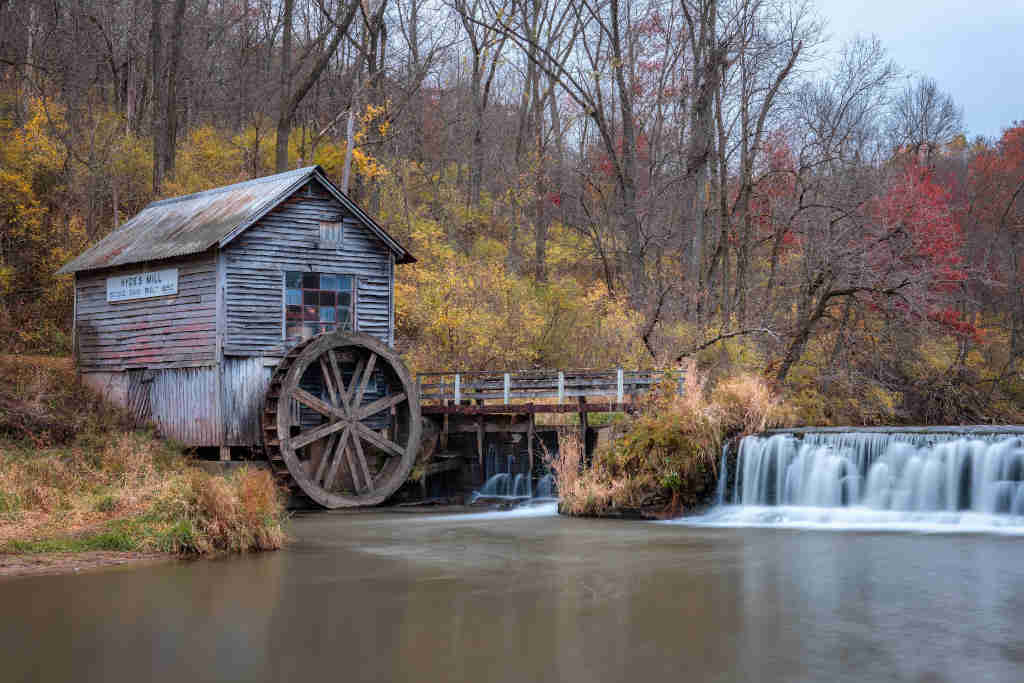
[59,166,413,274]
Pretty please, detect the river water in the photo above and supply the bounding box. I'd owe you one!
[2,504,1023,682]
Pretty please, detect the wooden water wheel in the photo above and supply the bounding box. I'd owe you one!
[262,332,421,508]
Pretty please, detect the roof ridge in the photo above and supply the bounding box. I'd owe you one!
[146,166,319,208]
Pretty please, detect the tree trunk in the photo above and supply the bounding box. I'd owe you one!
[150,0,165,193]
[469,83,484,204]
[776,284,839,384]
[1011,225,1022,360]
[275,0,360,173]
[538,71,565,281]
[609,0,643,305]
[163,0,187,179]
[275,0,295,173]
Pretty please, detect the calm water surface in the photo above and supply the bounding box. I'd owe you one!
[2,504,1023,682]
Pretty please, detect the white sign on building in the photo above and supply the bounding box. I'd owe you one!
[106,268,179,302]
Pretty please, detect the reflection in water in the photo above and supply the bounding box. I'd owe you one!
[2,508,1023,682]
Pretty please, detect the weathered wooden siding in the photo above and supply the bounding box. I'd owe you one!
[75,253,218,370]
[357,273,392,345]
[221,357,274,446]
[223,180,393,356]
[149,366,221,445]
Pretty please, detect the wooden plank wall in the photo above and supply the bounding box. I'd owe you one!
[149,366,221,445]
[221,357,273,446]
[357,273,392,344]
[75,253,218,370]
[223,180,393,356]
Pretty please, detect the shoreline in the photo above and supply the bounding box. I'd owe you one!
[0,551,173,580]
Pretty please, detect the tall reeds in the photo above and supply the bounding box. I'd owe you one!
[553,365,780,517]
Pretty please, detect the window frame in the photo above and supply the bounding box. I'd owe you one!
[318,221,344,250]
[281,270,356,342]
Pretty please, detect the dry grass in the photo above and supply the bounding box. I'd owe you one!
[714,372,781,436]
[174,468,285,554]
[555,363,781,517]
[0,355,137,446]
[0,356,286,556]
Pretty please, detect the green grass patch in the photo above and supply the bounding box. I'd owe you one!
[4,527,139,553]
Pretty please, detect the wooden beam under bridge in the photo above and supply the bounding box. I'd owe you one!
[422,402,635,416]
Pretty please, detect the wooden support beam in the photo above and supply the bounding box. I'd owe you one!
[441,405,449,450]
[422,402,633,415]
[578,396,588,466]
[528,414,535,474]
[422,459,463,476]
[449,422,531,434]
[476,398,485,472]
[476,416,484,469]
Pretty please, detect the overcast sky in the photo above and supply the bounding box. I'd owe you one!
[815,0,1024,140]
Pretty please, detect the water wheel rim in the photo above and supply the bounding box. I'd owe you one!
[273,332,421,508]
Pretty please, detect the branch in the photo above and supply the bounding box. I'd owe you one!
[282,0,361,124]
[675,328,781,362]
[0,58,50,73]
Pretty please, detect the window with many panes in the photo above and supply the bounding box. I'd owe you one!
[285,271,353,340]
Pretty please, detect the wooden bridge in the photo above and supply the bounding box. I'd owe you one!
[414,369,681,485]
[416,369,680,414]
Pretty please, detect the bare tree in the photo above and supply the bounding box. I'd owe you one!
[276,0,361,172]
[451,0,511,205]
[889,76,962,164]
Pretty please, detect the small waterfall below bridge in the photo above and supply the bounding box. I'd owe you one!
[692,428,1024,532]
[471,443,558,504]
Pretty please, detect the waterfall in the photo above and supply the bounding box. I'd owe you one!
[534,474,556,499]
[688,429,1024,531]
[472,472,558,503]
[715,445,729,506]
[477,472,513,497]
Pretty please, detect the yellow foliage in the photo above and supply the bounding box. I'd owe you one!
[394,206,647,372]
[313,104,391,184]
[161,125,248,197]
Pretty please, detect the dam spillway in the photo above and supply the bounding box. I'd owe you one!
[697,427,1024,532]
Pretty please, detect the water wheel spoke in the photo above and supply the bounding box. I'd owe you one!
[356,422,406,458]
[327,349,346,412]
[352,429,375,492]
[353,352,377,409]
[358,392,407,420]
[289,419,345,450]
[314,431,339,485]
[292,387,344,419]
[319,356,339,407]
[343,431,364,492]
[342,356,366,408]
[322,427,350,491]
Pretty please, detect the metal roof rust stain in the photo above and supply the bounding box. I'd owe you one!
[58,166,414,274]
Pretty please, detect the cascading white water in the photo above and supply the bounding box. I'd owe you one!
[534,474,556,499]
[471,472,558,503]
[687,430,1024,532]
[715,446,729,506]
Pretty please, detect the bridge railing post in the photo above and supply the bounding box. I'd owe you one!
[503,373,510,405]
[557,372,565,404]
[454,373,461,404]
[616,368,624,404]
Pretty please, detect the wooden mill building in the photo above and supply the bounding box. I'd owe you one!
[59,166,414,457]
